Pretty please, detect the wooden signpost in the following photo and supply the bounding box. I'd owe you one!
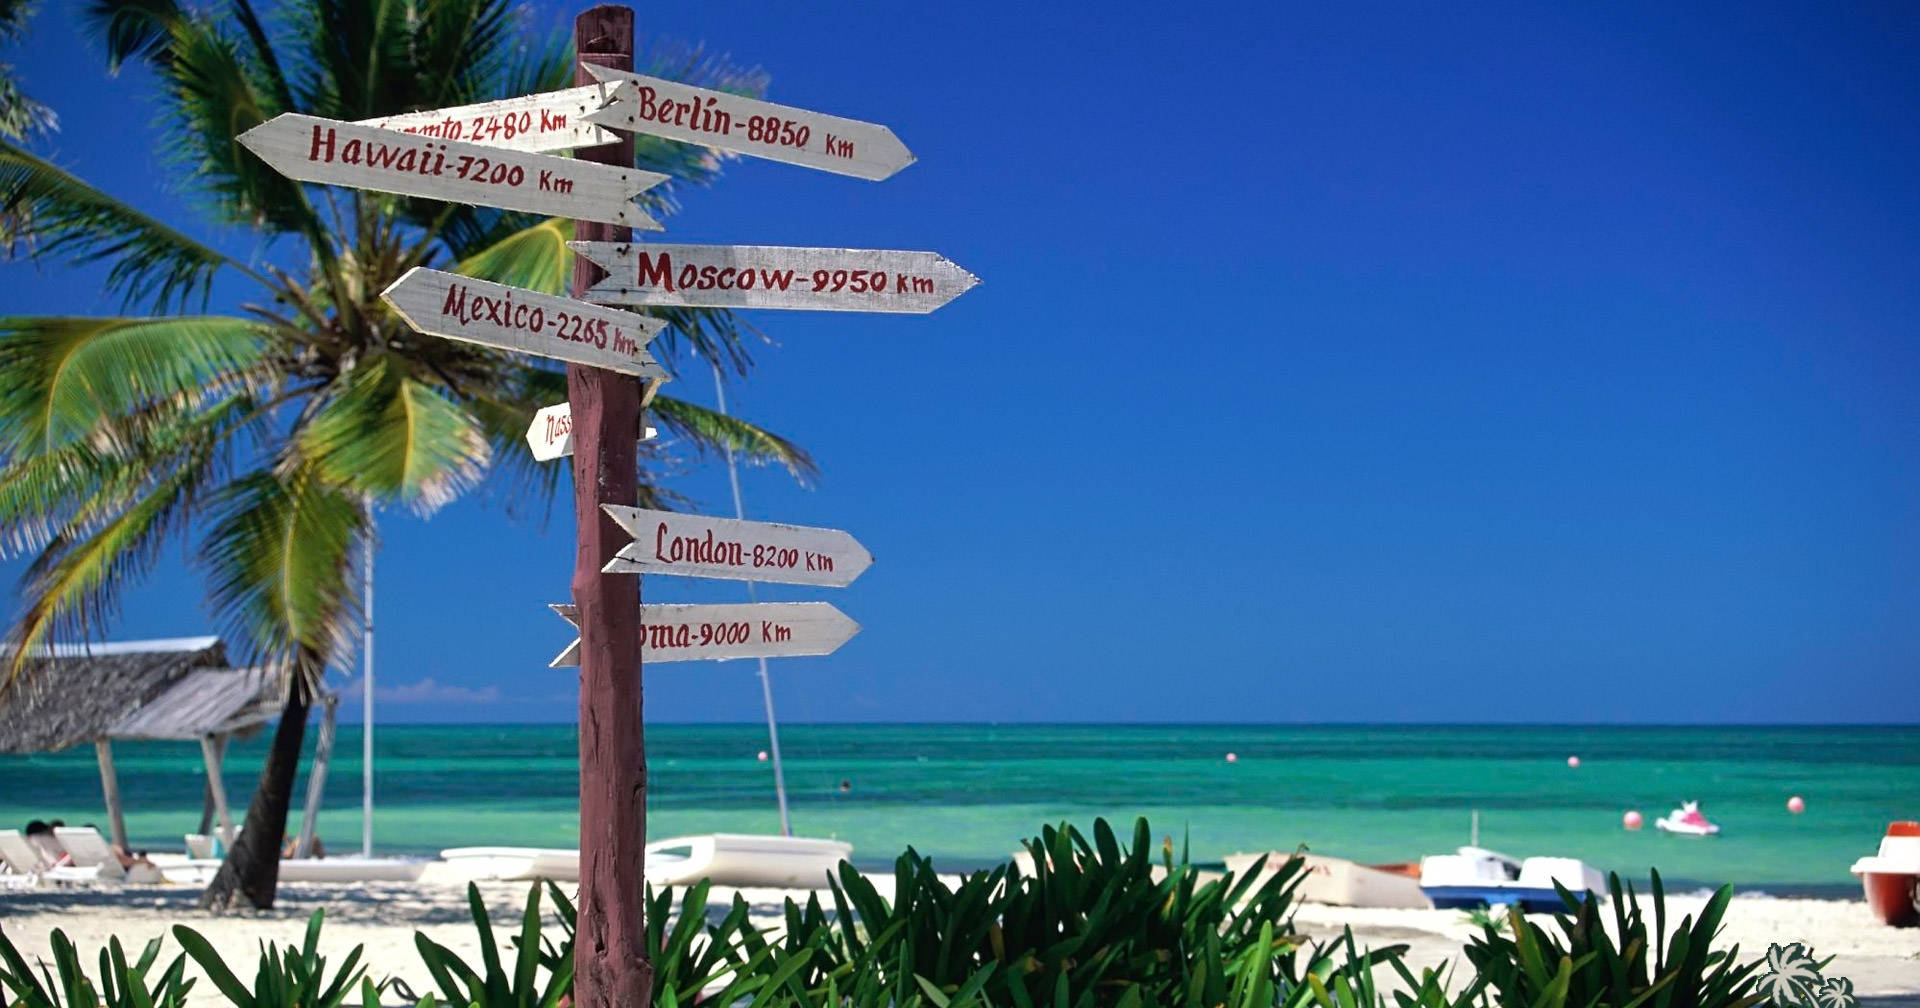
[527,402,656,462]
[381,267,667,378]
[548,602,860,667]
[569,242,979,314]
[236,113,669,227]
[600,505,872,587]
[231,6,965,1006]
[357,84,625,153]
[579,64,915,180]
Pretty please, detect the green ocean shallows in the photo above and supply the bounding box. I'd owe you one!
[1,723,1912,893]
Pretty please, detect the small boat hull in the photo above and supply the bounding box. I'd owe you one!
[1858,871,1920,927]
[1654,817,1720,837]
[1422,885,1589,913]
[1222,852,1432,909]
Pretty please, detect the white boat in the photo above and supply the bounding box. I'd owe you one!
[162,855,427,885]
[1654,801,1720,837]
[645,833,851,888]
[1849,821,1920,927]
[1419,846,1604,912]
[1222,851,1430,909]
[438,846,581,882]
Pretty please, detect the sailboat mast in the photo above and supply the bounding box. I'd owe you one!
[362,526,375,858]
[711,363,793,836]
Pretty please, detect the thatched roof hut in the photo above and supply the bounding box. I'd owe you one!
[0,636,231,753]
[0,637,335,854]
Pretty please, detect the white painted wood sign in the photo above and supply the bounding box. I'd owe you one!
[580,66,914,181]
[381,268,667,378]
[600,505,872,587]
[357,85,623,154]
[526,402,657,462]
[548,602,860,667]
[569,242,980,314]
[237,113,668,227]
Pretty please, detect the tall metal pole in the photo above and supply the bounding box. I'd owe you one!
[570,8,650,1008]
[361,528,374,858]
[711,363,792,836]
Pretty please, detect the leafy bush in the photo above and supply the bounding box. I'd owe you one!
[172,910,367,1008]
[1441,871,1766,1008]
[0,928,194,1008]
[412,883,570,1008]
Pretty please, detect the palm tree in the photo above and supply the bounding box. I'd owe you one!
[0,0,54,143]
[0,0,811,910]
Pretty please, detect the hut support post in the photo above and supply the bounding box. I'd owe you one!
[200,735,234,846]
[296,696,337,858]
[93,739,128,852]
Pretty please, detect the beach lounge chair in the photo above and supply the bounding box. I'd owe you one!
[0,829,104,886]
[53,827,137,882]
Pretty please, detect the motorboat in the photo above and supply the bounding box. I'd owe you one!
[1850,821,1920,927]
[1654,801,1721,837]
[1419,846,1604,912]
[1222,851,1431,909]
[644,833,850,888]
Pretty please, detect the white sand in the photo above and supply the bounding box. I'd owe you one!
[2,876,1916,1004]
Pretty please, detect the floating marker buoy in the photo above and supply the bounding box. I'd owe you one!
[1788,795,1805,814]
[1567,755,1581,768]
[1225,752,1238,763]
[757,750,769,762]
[1623,810,1643,830]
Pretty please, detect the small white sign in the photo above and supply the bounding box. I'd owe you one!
[600,505,872,587]
[237,113,667,228]
[580,65,914,181]
[381,268,666,378]
[526,402,657,461]
[569,242,979,314]
[548,602,860,667]
[356,85,622,154]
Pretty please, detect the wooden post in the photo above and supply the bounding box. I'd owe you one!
[201,735,235,846]
[93,739,128,852]
[296,695,338,857]
[570,7,650,1008]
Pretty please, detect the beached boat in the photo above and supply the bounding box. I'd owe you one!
[437,846,582,882]
[1850,821,1920,927]
[645,833,851,888]
[162,855,427,885]
[1222,851,1431,909]
[1419,846,1604,912]
[1654,801,1720,837]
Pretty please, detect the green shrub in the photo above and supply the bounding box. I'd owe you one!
[411,883,570,1008]
[172,910,364,1008]
[0,928,194,1008]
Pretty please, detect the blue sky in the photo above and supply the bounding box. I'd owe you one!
[2,1,1915,723]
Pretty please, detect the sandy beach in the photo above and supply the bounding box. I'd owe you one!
[2,872,1916,1005]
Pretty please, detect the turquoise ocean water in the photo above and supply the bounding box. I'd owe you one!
[2,724,1914,895]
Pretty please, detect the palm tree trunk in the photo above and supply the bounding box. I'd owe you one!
[199,687,311,911]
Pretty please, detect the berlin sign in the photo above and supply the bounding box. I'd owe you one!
[527,402,657,462]
[381,267,667,378]
[600,505,872,587]
[569,242,980,314]
[579,64,914,181]
[548,602,860,667]
[237,113,667,228]
[356,84,623,154]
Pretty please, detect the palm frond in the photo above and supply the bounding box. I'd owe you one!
[409,0,518,112]
[3,398,234,682]
[449,217,571,293]
[648,393,816,485]
[463,364,567,522]
[0,314,267,455]
[296,355,490,515]
[0,139,249,308]
[80,0,185,73]
[0,68,55,142]
[198,467,363,690]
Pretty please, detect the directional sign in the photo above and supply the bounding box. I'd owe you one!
[569,242,979,314]
[357,85,622,154]
[237,113,667,228]
[580,65,914,181]
[382,267,667,378]
[548,602,860,667]
[600,505,872,587]
[527,402,657,462]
